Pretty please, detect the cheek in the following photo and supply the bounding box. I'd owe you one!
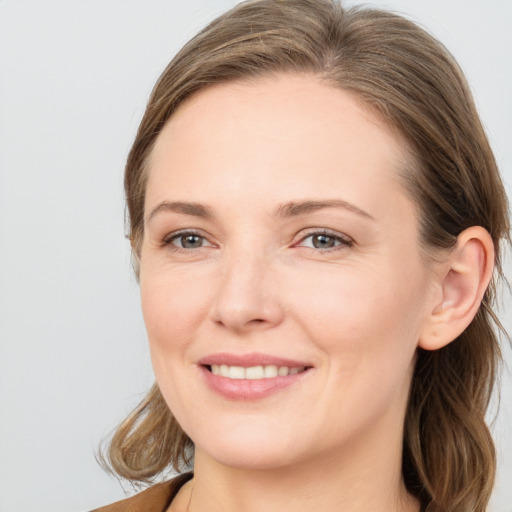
[140,269,212,353]
[287,260,426,377]
[294,264,421,330]
[290,265,424,419]
[139,271,209,418]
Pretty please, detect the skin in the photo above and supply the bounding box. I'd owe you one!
[138,73,490,512]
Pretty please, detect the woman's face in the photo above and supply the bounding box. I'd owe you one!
[140,74,437,470]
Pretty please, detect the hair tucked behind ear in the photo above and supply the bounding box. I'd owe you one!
[102,1,510,509]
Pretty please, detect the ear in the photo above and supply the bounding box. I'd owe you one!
[419,226,494,351]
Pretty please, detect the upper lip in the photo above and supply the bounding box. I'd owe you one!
[198,352,312,368]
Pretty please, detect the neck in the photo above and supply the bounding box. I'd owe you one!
[187,425,419,512]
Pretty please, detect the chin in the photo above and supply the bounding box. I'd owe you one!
[204,444,299,471]
[192,424,308,471]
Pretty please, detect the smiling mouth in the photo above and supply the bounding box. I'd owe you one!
[200,358,313,399]
[206,364,308,379]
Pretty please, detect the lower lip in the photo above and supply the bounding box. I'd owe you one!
[201,366,311,400]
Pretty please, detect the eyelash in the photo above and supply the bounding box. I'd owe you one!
[162,229,353,254]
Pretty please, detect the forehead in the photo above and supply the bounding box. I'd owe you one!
[146,73,414,220]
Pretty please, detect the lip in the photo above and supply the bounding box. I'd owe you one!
[198,352,311,368]
[198,352,313,401]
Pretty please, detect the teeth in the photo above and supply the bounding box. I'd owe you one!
[246,365,264,379]
[264,365,278,378]
[278,366,289,376]
[210,364,305,379]
[228,366,246,379]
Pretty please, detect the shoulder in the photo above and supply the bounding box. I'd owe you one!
[89,473,193,512]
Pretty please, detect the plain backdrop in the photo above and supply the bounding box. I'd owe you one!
[0,1,510,511]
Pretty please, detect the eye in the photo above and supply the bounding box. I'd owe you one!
[163,231,213,251]
[297,230,352,251]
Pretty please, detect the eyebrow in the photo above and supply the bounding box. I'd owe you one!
[146,201,215,223]
[146,199,375,224]
[274,199,375,220]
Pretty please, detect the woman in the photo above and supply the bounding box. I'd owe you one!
[94,1,510,511]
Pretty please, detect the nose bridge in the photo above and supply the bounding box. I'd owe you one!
[211,239,283,332]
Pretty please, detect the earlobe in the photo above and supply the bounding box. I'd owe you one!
[419,226,494,351]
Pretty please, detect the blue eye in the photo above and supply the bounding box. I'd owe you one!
[175,234,204,248]
[164,231,212,250]
[298,231,352,250]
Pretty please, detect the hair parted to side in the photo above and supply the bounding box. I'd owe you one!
[103,1,510,511]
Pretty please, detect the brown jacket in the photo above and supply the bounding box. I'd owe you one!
[90,473,193,512]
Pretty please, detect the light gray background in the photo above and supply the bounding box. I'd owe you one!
[0,1,510,511]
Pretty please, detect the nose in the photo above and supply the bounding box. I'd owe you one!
[210,250,284,334]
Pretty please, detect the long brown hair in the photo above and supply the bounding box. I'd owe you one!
[102,1,510,510]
